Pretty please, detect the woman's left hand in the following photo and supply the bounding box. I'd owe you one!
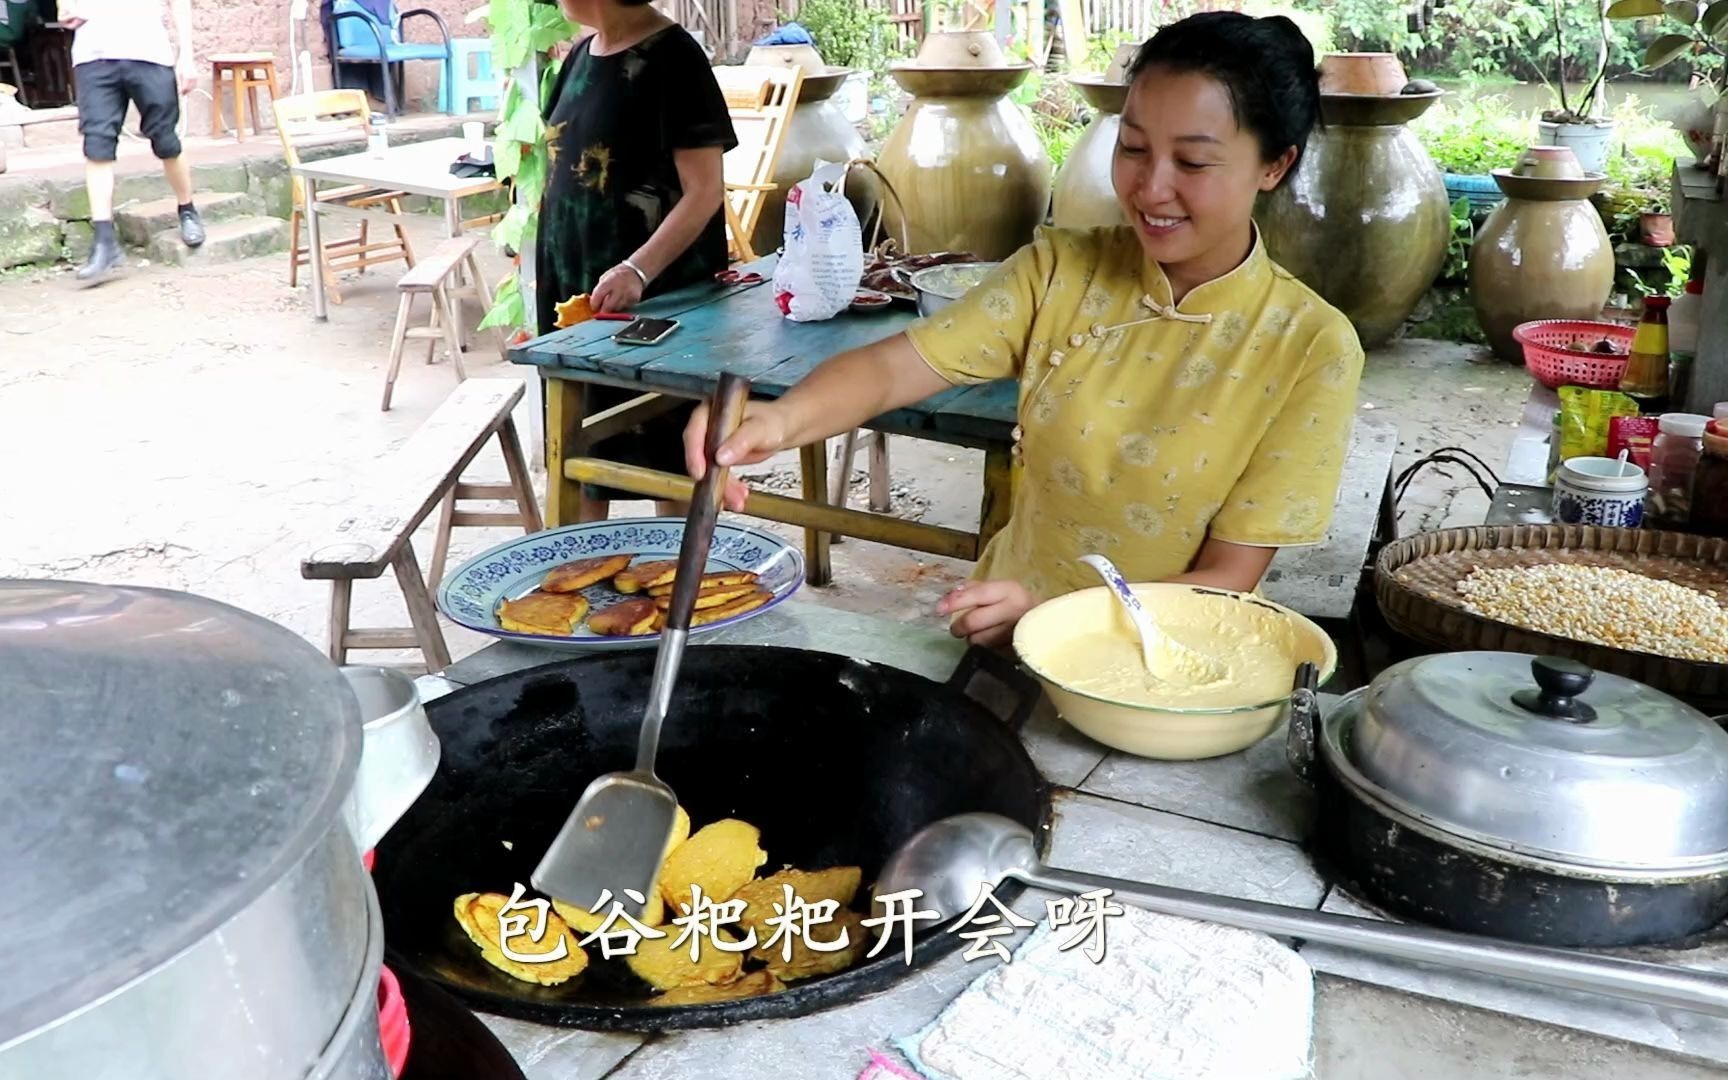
[591,264,645,313]
[937,579,1036,648]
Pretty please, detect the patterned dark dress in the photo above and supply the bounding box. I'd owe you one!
[535,24,737,500]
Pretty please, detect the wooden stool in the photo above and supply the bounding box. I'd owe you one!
[210,53,282,141]
[382,236,504,411]
[302,378,543,673]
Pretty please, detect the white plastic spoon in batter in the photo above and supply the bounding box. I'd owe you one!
[1078,553,1225,683]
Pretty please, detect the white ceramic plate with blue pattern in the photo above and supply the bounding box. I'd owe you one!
[436,517,804,652]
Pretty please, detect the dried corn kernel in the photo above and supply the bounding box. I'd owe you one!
[1455,564,1728,664]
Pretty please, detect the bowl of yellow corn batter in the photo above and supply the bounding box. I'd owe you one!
[1013,583,1336,760]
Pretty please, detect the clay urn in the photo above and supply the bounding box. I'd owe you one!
[1469,146,1614,362]
[876,31,1050,259]
[743,44,877,256]
[1256,52,1450,349]
[1053,58,1131,229]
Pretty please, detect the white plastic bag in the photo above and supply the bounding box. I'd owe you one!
[772,160,864,323]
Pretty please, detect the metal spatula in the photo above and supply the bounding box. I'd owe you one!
[532,373,751,921]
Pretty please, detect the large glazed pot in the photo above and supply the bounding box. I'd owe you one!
[878,31,1050,260]
[1257,86,1449,349]
[744,45,876,257]
[1052,76,1129,229]
[0,580,388,1080]
[1470,146,1614,362]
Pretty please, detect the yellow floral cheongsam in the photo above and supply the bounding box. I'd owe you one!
[904,224,1365,603]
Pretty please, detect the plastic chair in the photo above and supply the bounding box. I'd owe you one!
[438,38,498,115]
[329,0,452,117]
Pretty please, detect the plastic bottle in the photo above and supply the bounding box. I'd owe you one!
[1620,296,1671,415]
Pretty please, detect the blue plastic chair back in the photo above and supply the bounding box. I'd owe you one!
[334,0,399,52]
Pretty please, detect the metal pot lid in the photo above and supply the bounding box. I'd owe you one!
[1325,652,1728,875]
[0,580,361,1051]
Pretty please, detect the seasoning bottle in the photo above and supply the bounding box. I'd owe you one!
[1645,412,1712,527]
[1619,296,1671,415]
[1695,421,1728,537]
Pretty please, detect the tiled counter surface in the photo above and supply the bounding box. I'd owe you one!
[439,600,1728,1079]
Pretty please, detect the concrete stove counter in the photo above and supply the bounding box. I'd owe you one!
[437,599,1727,1079]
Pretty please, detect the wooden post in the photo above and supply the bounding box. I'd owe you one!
[545,379,587,527]
[1027,0,1045,66]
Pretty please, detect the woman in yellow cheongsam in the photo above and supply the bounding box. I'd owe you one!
[685,12,1365,647]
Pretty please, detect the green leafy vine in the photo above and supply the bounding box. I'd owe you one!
[466,0,581,333]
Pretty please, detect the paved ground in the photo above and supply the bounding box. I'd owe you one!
[0,213,1531,667]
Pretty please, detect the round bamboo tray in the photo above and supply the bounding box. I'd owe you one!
[1374,525,1728,704]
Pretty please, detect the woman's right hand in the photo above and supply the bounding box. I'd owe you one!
[683,399,789,511]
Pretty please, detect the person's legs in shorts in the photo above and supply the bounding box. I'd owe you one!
[125,60,203,248]
[74,60,202,281]
[74,59,129,280]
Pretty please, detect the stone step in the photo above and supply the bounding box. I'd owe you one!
[116,190,260,248]
[146,215,290,267]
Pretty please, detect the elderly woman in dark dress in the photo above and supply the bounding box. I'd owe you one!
[536,0,737,519]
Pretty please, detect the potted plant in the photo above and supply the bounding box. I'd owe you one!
[1606,0,1728,164]
[1537,0,1618,173]
[1638,186,1675,245]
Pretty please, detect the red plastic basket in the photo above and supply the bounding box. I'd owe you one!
[378,965,411,1078]
[1513,320,1635,390]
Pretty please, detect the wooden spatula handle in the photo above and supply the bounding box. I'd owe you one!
[664,374,750,634]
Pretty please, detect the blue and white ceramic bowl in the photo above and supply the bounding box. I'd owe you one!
[436,518,804,652]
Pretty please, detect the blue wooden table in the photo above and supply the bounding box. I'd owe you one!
[509,255,1019,586]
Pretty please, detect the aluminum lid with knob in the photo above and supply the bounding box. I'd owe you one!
[0,579,364,1057]
[1320,651,1728,876]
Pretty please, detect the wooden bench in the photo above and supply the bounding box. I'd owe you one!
[381,235,503,412]
[303,378,543,672]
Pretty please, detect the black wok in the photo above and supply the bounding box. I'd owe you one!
[372,644,1051,1032]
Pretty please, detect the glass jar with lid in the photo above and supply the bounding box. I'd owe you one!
[1645,412,1713,527]
[1695,420,1728,538]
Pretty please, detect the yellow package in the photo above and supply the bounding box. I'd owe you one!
[1558,387,1639,464]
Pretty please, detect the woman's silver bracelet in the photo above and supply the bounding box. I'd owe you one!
[620,259,650,287]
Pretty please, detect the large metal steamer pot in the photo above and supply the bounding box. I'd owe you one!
[0,581,390,1080]
[1288,652,1728,947]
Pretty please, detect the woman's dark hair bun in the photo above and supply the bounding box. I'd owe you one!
[1127,11,1321,187]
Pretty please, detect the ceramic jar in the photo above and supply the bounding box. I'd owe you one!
[877,32,1051,260]
[1553,456,1647,528]
[1052,45,1137,229]
[1052,76,1129,229]
[1470,146,1615,363]
[1257,54,1449,349]
[744,45,876,257]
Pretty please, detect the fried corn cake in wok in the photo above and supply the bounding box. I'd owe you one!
[453,891,589,986]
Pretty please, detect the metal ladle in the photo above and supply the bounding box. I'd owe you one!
[872,812,1728,1018]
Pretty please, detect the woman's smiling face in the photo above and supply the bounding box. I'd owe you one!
[1111,67,1296,283]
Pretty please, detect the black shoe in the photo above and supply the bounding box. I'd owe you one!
[179,207,206,248]
[75,235,125,282]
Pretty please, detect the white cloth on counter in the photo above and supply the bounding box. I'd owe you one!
[894,905,1315,1080]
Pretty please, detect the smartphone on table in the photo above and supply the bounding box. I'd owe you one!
[612,317,680,346]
